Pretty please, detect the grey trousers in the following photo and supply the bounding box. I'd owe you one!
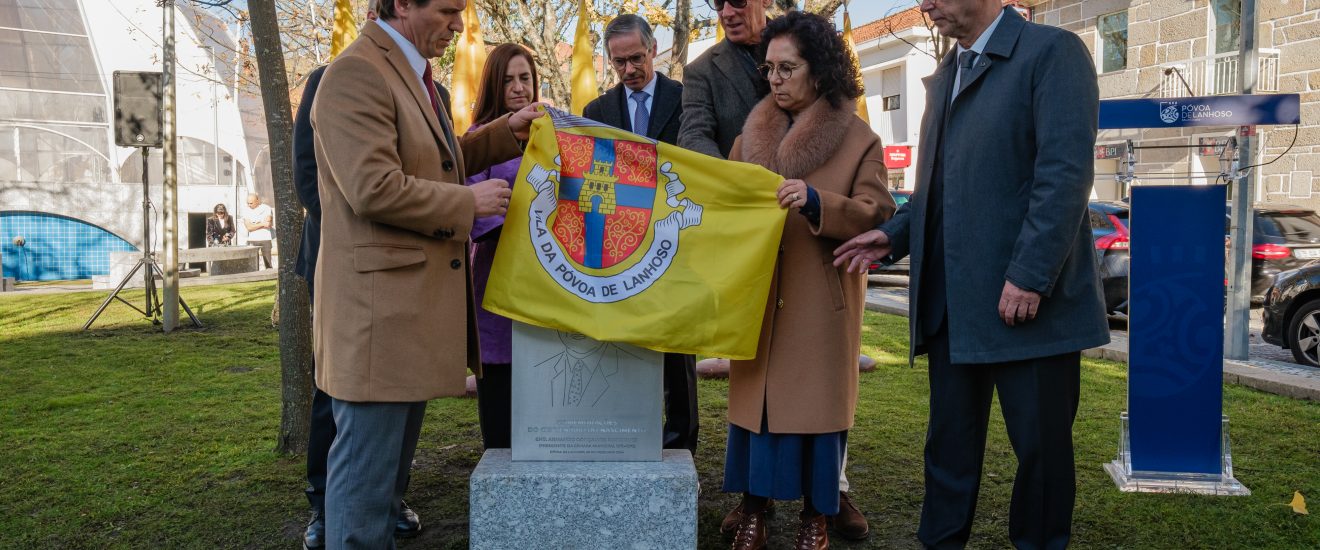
[326,398,426,550]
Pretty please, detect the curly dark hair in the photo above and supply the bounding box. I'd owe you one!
[759,11,863,109]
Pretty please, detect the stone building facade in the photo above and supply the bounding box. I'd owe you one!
[1027,0,1319,207]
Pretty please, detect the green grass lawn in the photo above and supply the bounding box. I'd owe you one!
[0,281,1316,549]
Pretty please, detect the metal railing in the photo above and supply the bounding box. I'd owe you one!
[1159,49,1280,97]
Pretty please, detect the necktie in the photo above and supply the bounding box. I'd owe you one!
[960,50,978,71]
[631,90,650,136]
[951,50,977,103]
[421,62,442,120]
[421,62,458,155]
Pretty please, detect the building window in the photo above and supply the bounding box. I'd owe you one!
[882,95,900,111]
[1097,11,1127,74]
[1211,0,1241,54]
[887,171,905,190]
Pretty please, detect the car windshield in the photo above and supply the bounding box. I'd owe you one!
[1259,212,1320,244]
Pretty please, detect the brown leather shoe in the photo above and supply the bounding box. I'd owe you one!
[830,491,869,540]
[795,513,829,550]
[720,497,775,535]
[730,510,769,550]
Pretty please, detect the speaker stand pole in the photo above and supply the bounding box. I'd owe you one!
[83,148,200,330]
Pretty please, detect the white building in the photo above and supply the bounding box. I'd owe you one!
[0,0,267,281]
[852,8,941,191]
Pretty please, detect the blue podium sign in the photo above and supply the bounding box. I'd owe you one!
[1099,94,1300,129]
[1127,185,1225,474]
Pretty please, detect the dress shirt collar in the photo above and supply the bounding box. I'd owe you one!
[377,19,428,85]
[956,9,1005,59]
[630,74,658,100]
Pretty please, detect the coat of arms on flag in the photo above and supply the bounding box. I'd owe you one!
[485,108,785,359]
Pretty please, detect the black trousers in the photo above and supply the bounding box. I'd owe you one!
[917,325,1081,550]
[475,363,512,449]
[661,353,699,455]
[476,353,699,454]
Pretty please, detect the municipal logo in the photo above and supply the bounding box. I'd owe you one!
[524,131,703,303]
[1159,101,1181,124]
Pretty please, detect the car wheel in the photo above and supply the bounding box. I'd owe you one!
[1286,298,1320,368]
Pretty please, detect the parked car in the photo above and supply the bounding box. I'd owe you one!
[868,190,913,274]
[1089,200,1130,315]
[891,189,911,207]
[1230,204,1320,301]
[1260,262,1320,367]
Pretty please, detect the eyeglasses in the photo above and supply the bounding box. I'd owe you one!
[758,61,806,82]
[706,0,748,10]
[610,53,648,71]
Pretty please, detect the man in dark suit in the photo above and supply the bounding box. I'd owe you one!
[581,14,698,458]
[681,1,870,539]
[834,3,1108,548]
[290,4,451,547]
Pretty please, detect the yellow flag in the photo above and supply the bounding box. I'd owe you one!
[329,0,357,59]
[570,0,598,115]
[451,1,486,134]
[483,109,787,359]
[842,6,870,124]
[716,19,725,42]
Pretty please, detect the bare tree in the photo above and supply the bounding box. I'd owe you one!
[881,3,952,63]
[669,0,692,81]
[246,0,313,455]
[475,0,577,106]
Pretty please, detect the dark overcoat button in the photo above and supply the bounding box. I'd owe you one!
[442,160,454,172]
[451,259,462,269]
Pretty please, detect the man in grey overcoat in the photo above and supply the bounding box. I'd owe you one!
[834,2,1108,548]
[677,0,771,160]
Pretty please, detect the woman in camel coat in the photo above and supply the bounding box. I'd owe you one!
[722,11,896,550]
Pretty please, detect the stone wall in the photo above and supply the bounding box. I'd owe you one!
[1028,0,1320,208]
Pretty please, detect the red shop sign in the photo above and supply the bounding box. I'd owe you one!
[884,146,912,169]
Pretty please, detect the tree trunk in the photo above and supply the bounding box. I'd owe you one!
[247,0,313,455]
[669,0,691,81]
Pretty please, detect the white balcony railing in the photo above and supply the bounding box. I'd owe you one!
[1159,49,1280,98]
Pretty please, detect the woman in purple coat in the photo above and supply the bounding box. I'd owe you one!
[465,43,540,449]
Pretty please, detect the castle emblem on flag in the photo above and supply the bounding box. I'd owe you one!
[524,131,703,303]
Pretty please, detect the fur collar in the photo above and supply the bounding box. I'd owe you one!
[740,96,856,179]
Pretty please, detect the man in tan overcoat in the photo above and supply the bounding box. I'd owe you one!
[309,0,541,546]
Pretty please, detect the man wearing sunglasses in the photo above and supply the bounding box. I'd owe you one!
[680,0,871,541]
[677,0,772,160]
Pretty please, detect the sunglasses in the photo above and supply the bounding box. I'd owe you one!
[707,0,749,10]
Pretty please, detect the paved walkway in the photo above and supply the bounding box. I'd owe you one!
[865,283,1320,402]
[0,268,279,297]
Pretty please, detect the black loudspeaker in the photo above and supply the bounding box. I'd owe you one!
[113,71,163,148]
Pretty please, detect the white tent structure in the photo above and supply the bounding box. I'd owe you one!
[1,0,267,281]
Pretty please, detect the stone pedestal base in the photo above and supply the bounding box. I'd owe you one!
[469,449,697,549]
[1,276,14,292]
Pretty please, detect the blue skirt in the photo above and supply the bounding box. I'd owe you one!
[722,421,847,515]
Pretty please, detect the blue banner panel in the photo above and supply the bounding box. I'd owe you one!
[1128,185,1225,475]
[1100,94,1301,129]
